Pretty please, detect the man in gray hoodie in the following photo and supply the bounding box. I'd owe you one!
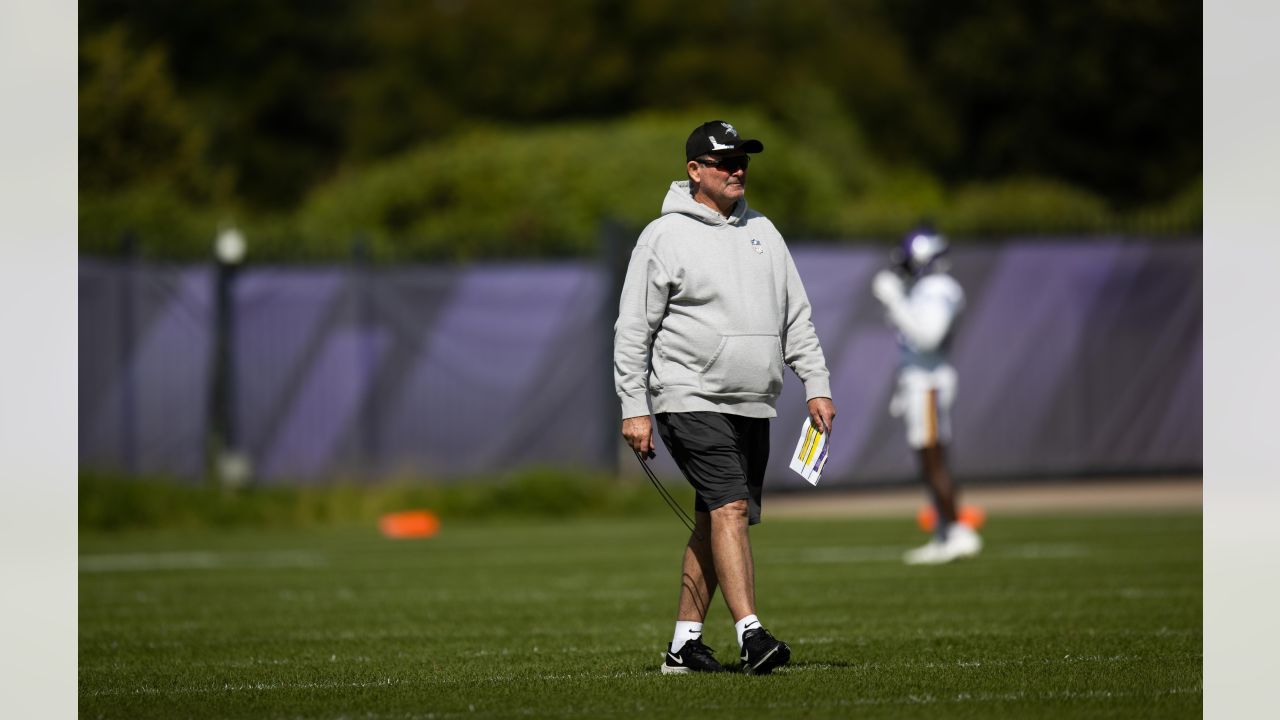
[614,120,837,675]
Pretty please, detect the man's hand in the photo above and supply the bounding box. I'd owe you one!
[872,269,905,305]
[622,415,656,458]
[807,397,836,434]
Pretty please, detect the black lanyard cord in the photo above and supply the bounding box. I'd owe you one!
[633,450,701,540]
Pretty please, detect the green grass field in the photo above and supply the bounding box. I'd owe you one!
[80,512,1201,719]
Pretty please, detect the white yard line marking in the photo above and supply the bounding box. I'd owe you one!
[83,678,400,698]
[83,655,1201,700]
[791,543,1090,564]
[819,652,1201,671]
[816,686,1202,707]
[795,546,906,562]
[79,550,327,573]
[996,543,1091,559]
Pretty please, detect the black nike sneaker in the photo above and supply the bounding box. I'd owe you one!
[739,627,790,675]
[661,637,727,674]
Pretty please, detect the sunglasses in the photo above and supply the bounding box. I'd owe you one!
[696,155,750,173]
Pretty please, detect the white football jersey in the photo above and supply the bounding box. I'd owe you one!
[890,272,964,370]
[881,270,964,447]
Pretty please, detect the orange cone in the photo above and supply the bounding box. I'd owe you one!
[917,505,986,533]
[379,510,441,539]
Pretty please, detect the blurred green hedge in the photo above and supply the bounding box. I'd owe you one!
[291,109,836,262]
[79,468,689,532]
[79,112,1202,262]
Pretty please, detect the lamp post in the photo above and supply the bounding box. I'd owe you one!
[211,226,251,487]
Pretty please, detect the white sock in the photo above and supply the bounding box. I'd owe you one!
[735,614,761,648]
[671,621,703,653]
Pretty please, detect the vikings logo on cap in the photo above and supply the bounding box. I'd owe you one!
[709,123,742,150]
[685,120,764,161]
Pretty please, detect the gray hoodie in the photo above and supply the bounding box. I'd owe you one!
[614,180,832,419]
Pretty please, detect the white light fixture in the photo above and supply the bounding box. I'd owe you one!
[215,226,247,264]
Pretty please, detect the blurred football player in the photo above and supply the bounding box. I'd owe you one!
[872,223,982,565]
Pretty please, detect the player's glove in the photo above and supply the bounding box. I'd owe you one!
[872,269,905,305]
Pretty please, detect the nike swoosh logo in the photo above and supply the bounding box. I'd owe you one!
[667,652,682,663]
[742,645,777,668]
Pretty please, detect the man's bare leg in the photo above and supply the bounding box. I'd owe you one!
[905,444,975,564]
[707,499,790,673]
[664,509,730,673]
[708,499,755,622]
[919,444,957,527]
[676,511,716,621]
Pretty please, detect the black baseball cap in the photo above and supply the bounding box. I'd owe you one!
[685,120,764,161]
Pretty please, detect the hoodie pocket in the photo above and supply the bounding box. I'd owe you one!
[700,333,784,396]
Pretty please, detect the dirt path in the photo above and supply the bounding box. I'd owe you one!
[766,476,1202,518]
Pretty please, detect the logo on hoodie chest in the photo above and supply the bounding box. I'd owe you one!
[750,238,764,254]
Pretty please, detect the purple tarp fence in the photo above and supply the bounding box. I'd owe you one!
[79,237,1201,487]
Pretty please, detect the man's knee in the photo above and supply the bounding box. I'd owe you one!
[710,499,749,523]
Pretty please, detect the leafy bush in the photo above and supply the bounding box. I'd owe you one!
[294,109,847,261]
[835,168,948,240]
[79,185,228,258]
[939,177,1115,236]
[1125,175,1202,234]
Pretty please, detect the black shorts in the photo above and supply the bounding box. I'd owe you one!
[655,411,770,525]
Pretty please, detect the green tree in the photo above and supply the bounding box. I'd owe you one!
[82,0,361,209]
[78,0,1201,252]
[884,0,1201,205]
[79,25,222,200]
